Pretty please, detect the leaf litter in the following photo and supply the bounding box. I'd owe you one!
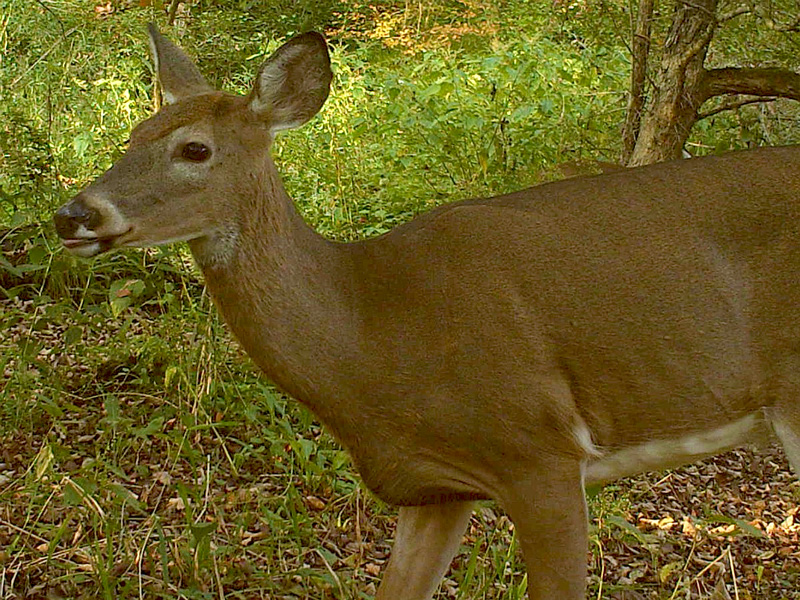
[1,288,798,599]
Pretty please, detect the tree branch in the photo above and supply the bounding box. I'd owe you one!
[717,5,750,22]
[703,67,800,102]
[697,95,777,119]
[168,0,182,26]
[679,22,716,68]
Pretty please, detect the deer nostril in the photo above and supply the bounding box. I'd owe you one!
[53,196,101,238]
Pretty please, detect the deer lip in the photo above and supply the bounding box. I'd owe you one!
[62,236,112,249]
[61,228,133,251]
[62,237,99,248]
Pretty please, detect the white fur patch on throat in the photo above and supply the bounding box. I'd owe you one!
[190,227,240,269]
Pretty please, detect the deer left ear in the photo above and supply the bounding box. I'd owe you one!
[148,23,214,104]
[248,32,332,133]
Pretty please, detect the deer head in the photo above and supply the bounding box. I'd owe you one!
[53,26,332,267]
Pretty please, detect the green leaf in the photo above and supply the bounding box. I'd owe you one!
[63,325,83,346]
[109,295,132,317]
[109,483,145,511]
[293,438,316,462]
[72,132,92,158]
[708,514,764,538]
[64,480,84,506]
[26,243,48,266]
[418,83,441,100]
[39,396,65,419]
[510,105,535,122]
[134,416,165,439]
[190,521,217,545]
[109,279,144,317]
[0,254,22,277]
[103,395,121,428]
[659,560,683,583]
[538,98,555,114]
[16,338,43,361]
[33,443,53,481]
[164,365,178,387]
[606,515,657,543]
[9,212,31,227]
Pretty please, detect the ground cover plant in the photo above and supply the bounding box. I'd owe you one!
[2,1,799,599]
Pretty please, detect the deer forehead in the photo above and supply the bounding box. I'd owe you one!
[129,93,252,146]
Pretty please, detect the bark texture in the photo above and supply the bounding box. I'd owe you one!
[703,67,800,101]
[628,0,718,166]
[622,0,655,162]
[624,0,800,167]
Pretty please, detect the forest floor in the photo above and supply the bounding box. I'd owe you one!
[2,269,799,599]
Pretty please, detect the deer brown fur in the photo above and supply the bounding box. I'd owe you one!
[54,27,800,599]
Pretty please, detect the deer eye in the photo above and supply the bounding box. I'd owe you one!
[181,142,211,162]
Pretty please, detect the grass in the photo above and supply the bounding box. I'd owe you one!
[2,1,800,599]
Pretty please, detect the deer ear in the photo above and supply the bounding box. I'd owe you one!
[248,32,332,133]
[148,23,214,104]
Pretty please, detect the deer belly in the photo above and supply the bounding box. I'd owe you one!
[584,411,770,485]
[351,446,494,506]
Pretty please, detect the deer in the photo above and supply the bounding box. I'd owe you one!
[53,26,800,599]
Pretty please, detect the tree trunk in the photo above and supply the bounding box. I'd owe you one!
[621,0,655,164]
[627,0,718,166]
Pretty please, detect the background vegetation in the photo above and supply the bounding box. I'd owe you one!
[1,1,799,598]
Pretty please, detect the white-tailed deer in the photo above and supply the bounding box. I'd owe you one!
[54,27,800,599]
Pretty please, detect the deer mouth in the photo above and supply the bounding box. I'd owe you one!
[61,229,133,257]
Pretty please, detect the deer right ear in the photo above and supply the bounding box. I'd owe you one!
[148,23,214,104]
[248,32,332,133]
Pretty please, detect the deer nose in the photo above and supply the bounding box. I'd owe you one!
[53,195,101,238]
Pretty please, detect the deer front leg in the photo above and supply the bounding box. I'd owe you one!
[375,501,476,600]
[501,457,588,600]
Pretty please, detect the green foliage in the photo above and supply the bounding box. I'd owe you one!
[275,33,628,240]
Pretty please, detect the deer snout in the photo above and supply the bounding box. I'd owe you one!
[54,193,131,257]
[54,195,101,239]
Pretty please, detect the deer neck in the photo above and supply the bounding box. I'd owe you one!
[188,166,359,432]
